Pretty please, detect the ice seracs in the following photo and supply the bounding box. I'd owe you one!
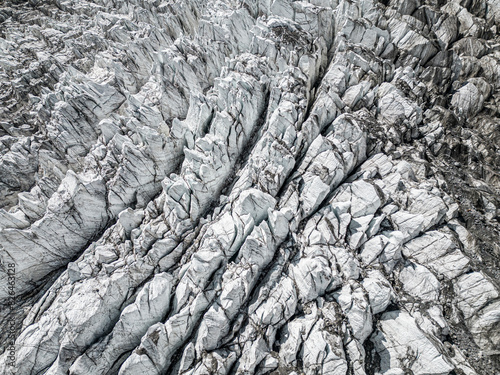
[0,0,500,374]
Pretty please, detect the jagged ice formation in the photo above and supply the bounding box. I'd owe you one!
[1,0,500,374]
